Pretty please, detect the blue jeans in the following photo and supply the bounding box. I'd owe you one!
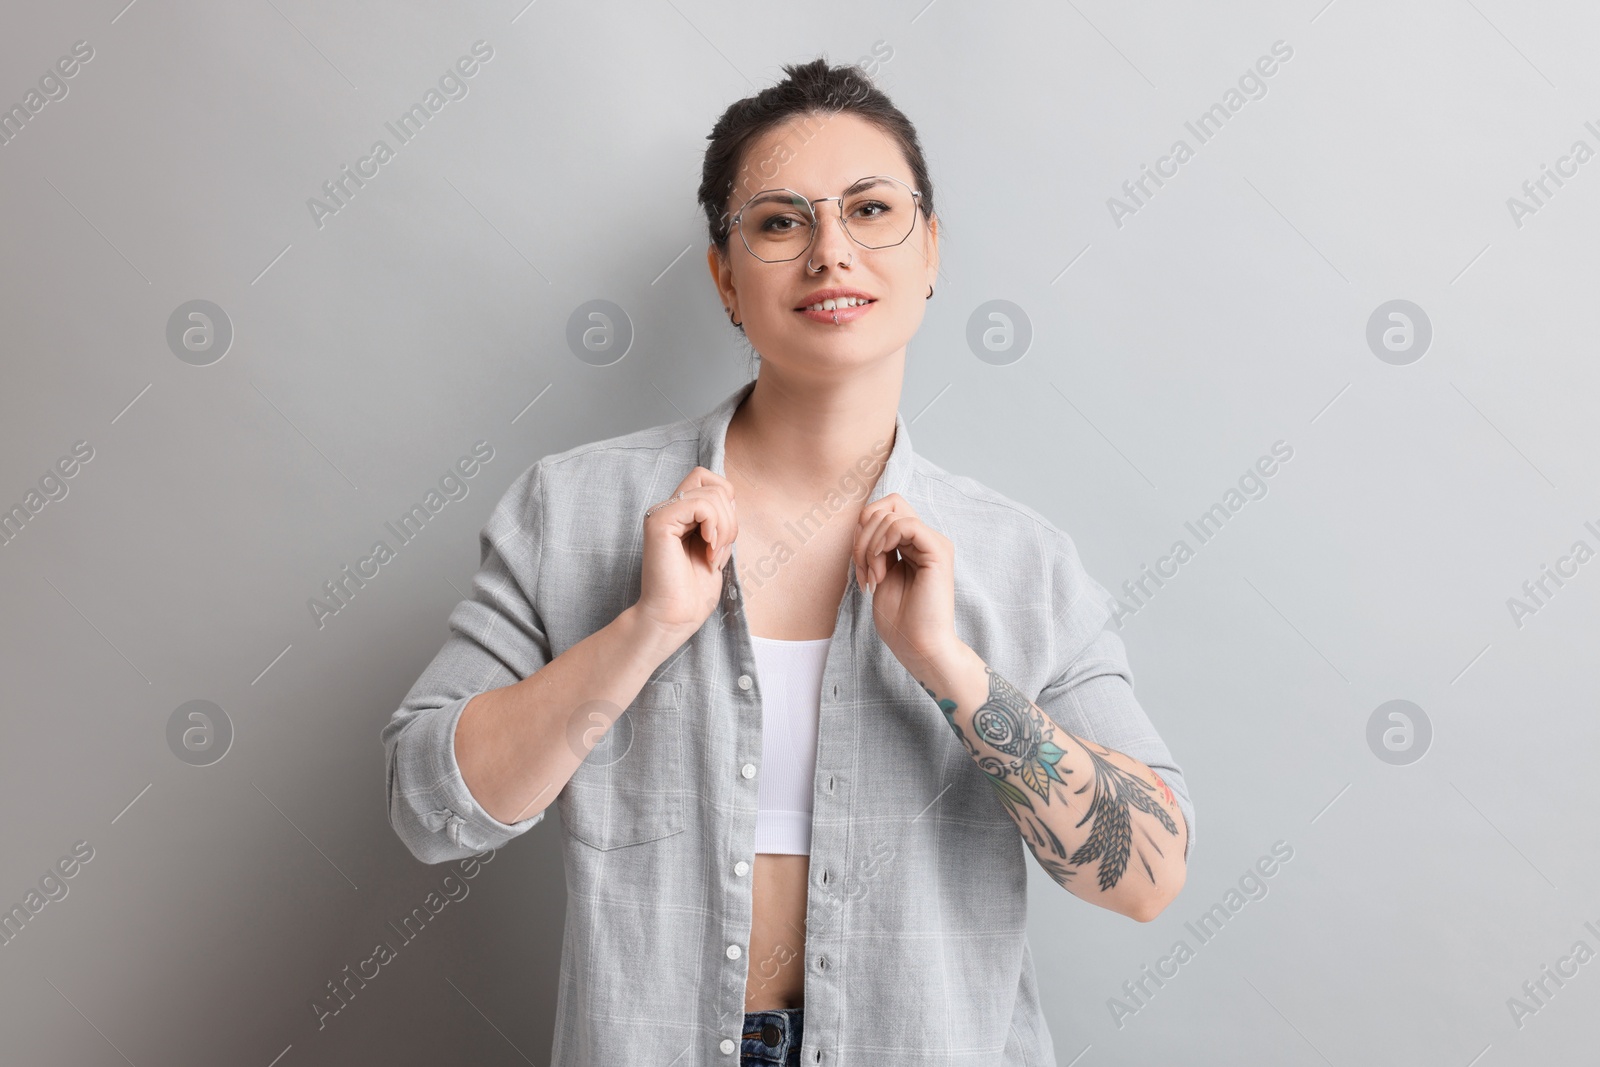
[741,1007,803,1066]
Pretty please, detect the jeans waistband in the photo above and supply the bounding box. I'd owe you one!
[741,1006,803,1065]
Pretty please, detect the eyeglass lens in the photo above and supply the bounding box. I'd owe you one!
[737,177,917,262]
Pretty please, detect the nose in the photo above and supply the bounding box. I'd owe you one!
[806,201,855,271]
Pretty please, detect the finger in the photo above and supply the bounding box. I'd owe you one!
[705,489,736,553]
[872,516,934,566]
[865,518,916,587]
[855,509,897,589]
[656,493,721,547]
[854,497,897,546]
[697,490,740,572]
[685,482,738,552]
[856,496,897,529]
[657,487,732,550]
[680,466,737,503]
[853,509,881,587]
[867,517,907,587]
[860,494,914,527]
[721,484,739,544]
[874,517,943,583]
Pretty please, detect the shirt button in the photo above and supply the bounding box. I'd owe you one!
[734,860,750,876]
[720,1037,735,1054]
[737,674,753,690]
[741,763,757,779]
[727,944,742,959]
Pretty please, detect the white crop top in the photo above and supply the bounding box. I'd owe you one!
[749,635,830,855]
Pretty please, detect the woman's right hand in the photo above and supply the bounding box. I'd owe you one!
[634,467,739,640]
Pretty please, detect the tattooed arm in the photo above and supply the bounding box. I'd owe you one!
[908,639,1188,921]
[846,491,1187,920]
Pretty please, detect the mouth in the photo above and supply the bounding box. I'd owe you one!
[795,295,877,324]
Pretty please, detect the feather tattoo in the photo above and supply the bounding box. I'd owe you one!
[922,666,1180,892]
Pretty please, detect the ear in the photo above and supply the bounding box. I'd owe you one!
[707,243,734,308]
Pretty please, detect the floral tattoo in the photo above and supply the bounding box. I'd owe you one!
[923,666,1180,892]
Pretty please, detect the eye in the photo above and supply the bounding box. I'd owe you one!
[849,199,891,218]
[762,213,808,233]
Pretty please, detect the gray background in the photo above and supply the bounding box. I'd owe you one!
[2,1,1596,1064]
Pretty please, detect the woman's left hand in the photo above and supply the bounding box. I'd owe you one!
[853,494,959,674]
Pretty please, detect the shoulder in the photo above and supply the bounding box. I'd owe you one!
[537,408,701,483]
[907,453,1114,634]
[487,406,707,541]
[907,453,1077,554]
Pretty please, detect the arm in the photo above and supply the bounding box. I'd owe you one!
[382,459,731,866]
[453,605,686,827]
[903,638,1187,922]
[850,491,1192,922]
[381,460,689,865]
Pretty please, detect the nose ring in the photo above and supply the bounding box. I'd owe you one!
[806,251,854,274]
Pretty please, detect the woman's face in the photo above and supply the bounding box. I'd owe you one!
[708,112,939,376]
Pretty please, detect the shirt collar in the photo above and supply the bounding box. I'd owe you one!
[697,378,914,506]
[696,379,915,584]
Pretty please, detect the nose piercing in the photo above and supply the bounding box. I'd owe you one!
[806,251,854,274]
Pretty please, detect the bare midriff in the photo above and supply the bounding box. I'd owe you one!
[745,853,811,1010]
[732,493,859,1012]
[723,396,894,1012]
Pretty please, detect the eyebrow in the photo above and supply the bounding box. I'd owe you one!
[746,176,897,203]
[842,176,890,195]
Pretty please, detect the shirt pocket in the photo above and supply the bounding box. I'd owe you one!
[556,679,687,851]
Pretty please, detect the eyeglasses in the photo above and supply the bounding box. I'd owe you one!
[728,174,923,263]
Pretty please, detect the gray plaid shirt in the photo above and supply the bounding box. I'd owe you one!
[382,379,1196,1065]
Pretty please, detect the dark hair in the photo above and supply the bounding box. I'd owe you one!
[697,55,937,256]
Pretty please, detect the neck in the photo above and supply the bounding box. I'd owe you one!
[725,364,902,502]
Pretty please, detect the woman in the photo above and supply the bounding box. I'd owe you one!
[382,57,1194,1066]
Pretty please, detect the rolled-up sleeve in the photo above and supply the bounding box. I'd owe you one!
[1031,529,1196,861]
[380,460,554,865]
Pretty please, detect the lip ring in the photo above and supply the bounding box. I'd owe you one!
[796,298,877,325]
